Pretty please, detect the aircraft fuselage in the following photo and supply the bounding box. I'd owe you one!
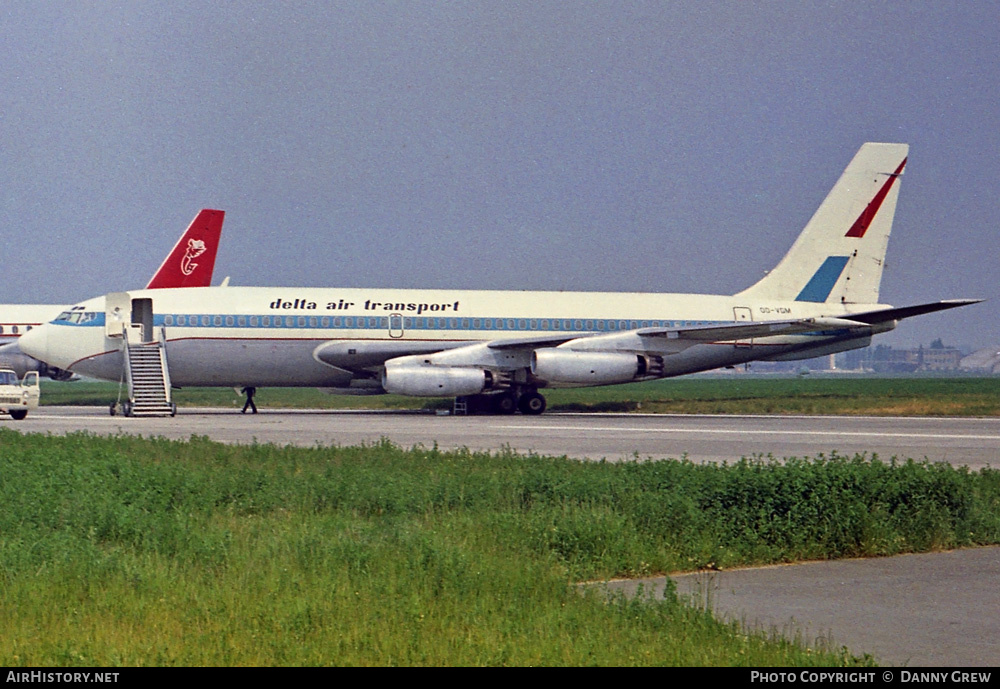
[21,285,890,388]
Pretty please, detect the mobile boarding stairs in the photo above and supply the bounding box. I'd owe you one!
[112,324,176,417]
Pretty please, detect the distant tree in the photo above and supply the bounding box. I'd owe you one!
[930,338,945,349]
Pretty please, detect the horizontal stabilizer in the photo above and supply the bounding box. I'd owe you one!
[840,299,983,325]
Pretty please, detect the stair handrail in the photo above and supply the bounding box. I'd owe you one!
[122,326,135,405]
[158,326,173,406]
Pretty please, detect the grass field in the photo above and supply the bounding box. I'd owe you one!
[2,429,999,666]
[39,375,1000,416]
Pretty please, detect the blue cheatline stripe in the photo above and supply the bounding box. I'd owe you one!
[53,311,730,333]
[795,256,850,303]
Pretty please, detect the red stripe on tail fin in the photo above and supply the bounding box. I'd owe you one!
[845,158,907,238]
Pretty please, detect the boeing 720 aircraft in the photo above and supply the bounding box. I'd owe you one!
[0,209,225,378]
[19,144,980,415]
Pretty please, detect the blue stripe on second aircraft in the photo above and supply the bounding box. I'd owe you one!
[795,256,850,302]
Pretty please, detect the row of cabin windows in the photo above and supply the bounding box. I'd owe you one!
[160,315,712,330]
[164,314,393,329]
[0,325,31,335]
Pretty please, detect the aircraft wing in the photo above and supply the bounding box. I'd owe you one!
[489,317,865,352]
[318,316,870,374]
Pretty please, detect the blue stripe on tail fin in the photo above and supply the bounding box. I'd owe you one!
[795,256,850,302]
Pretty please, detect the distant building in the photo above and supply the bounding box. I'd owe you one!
[836,342,970,373]
[919,346,963,371]
[728,341,990,375]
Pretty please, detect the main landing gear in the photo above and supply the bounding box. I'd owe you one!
[516,390,546,415]
[455,388,547,415]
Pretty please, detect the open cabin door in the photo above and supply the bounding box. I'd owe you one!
[131,298,154,343]
[105,293,154,342]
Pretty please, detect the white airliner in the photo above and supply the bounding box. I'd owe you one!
[19,144,979,414]
[0,209,225,379]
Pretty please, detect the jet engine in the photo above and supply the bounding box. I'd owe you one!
[0,348,74,381]
[531,349,662,385]
[382,364,508,397]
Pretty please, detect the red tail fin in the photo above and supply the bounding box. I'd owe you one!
[146,209,225,289]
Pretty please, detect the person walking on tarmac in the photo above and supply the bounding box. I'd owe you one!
[241,386,258,414]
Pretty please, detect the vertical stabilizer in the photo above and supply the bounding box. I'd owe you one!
[146,209,225,289]
[736,143,908,304]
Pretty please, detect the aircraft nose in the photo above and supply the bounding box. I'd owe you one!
[18,325,49,363]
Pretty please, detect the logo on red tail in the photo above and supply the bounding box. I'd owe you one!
[180,239,208,276]
[146,209,224,289]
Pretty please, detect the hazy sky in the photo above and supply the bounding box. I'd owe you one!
[2,2,997,348]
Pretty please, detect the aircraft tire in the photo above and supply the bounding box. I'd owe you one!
[492,393,517,415]
[517,391,546,415]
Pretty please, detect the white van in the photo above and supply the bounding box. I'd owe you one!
[0,368,40,420]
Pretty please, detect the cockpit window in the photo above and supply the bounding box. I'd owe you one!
[55,311,98,324]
